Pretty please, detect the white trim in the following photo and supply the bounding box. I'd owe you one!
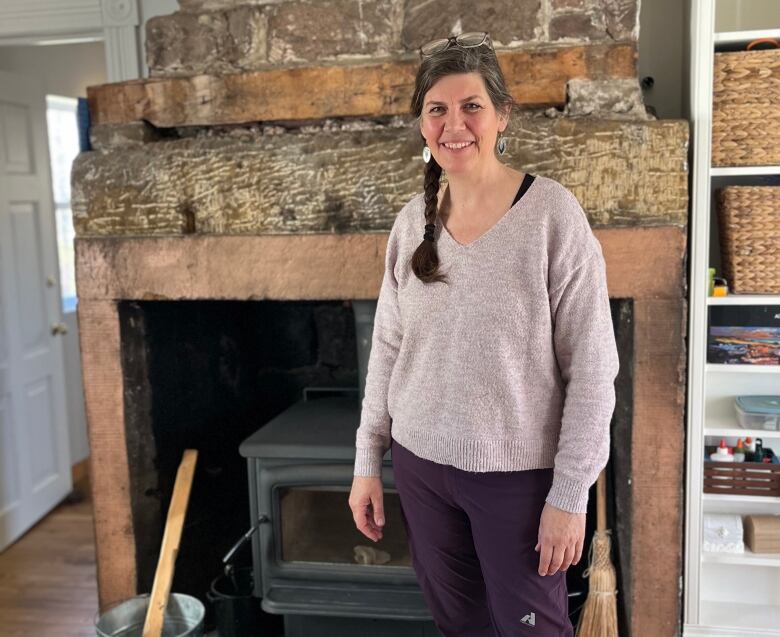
[0,0,103,39]
[684,0,716,627]
[685,624,780,637]
[0,0,141,82]
[103,25,141,82]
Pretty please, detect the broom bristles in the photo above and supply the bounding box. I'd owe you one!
[575,530,619,637]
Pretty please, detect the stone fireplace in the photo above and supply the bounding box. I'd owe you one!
[73,2,689,636]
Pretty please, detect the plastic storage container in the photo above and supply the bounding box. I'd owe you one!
[736,396,780,431]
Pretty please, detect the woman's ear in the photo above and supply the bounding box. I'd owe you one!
[498,104,512,132]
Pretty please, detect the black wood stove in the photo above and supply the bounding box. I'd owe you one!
[239,390,441,637]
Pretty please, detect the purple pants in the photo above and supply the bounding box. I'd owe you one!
[391,437,574,637]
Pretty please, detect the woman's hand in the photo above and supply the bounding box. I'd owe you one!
[349,476,385,542]
[534,502,585,576]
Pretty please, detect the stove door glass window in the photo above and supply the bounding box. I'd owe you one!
[277,486,411,567]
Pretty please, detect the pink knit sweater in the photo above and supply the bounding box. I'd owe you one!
[353,174,620,514]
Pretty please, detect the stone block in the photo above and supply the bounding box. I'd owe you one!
[401,0,541,49]
[146,6,267,76]
[266,0,400,63]
[564,78,651,119]
[549,11,607,41]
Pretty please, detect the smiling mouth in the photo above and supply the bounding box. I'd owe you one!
[441,141,475,151]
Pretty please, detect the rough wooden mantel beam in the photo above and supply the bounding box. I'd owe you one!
[86,43,637,127]
[71,119,689,237]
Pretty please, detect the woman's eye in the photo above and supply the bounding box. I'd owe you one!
[429,104,481,113]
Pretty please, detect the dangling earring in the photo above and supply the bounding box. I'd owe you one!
[422,145,431,163]
[496,135,507,156]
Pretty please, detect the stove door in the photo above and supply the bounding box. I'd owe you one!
[251,461,430,619]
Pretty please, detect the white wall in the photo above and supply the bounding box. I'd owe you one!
[0,40,107,466]
[0,41,106,97]
[638,0,686,120]
[715,0,780,31]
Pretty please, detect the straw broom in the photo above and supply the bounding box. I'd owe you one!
[575,468,618,637]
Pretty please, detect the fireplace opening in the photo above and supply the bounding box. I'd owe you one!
[119,298,360,627]
[117,297,632,633]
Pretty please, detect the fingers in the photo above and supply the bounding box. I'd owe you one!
[372,493,385,528]
[349,483,385,543]
[538,542,553,576]
[538,542,576,576]
[573,536,584,566]
[351,504,383,542]
[559,543,576,572]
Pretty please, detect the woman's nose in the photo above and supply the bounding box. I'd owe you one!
[441,105,467,125]
[444,111,467,130]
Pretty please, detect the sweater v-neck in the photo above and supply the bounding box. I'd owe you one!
[439,172,537,250]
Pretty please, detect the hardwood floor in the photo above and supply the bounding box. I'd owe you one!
[0,492,99,636]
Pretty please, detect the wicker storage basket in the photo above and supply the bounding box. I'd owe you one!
[743,515,780,553]
[716,185,780,294]
[712,49,780,166]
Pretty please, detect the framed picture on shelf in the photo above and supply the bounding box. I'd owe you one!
[707,305,780,365]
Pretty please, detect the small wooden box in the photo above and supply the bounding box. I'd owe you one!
[743,515,780,554]
[703,461,780,497]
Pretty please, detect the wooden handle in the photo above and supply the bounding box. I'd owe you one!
[596,469,607,532]
[142,449,198,637]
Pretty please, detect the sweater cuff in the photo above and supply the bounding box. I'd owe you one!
[545,472,591,514]
[353,446,385,477]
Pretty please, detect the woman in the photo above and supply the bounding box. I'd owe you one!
[348,32,620,637]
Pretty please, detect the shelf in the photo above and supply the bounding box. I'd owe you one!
[703,549,780,568]
[703,493,780,504]
[707,295,780,305]
[714,29,780,55]
[686,5,780,633]
[711,166,780,177]
[700,601,780,634]
[706,365,780,374]
[714,28,780,44]
[704,426,780,439]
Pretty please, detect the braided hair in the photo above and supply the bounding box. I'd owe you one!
[408,40,516,284]
[410,152,446,283]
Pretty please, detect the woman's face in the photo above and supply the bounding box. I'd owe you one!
[419,72,507,175]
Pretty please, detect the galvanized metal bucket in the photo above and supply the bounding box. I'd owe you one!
[95,593,205,637]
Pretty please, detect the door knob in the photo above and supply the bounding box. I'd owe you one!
[51,322,68,336]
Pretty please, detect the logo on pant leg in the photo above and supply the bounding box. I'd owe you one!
[520,612,536,627]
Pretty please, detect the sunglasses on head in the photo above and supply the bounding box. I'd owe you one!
[419,32,494,58]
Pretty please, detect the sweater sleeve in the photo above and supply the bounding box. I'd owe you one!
[545,209,620,514]
[353,212,404,477]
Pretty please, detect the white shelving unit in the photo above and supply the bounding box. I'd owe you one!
[684,2,780,636]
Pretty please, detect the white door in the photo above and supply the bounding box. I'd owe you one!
[0,69,72,551]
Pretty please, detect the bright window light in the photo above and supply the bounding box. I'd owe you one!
[45,95,79,313]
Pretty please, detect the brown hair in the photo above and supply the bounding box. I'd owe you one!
[409,39,517,284]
